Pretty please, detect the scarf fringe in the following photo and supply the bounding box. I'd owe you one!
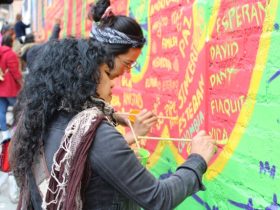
[43,107,104,210]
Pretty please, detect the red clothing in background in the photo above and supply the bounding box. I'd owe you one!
[0,46,22,97]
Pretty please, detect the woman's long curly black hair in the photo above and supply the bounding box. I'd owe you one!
[10,38,112,187]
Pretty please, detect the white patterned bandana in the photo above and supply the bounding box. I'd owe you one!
[90,25,146,48]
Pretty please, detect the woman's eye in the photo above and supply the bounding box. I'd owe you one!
[125,62,132,67]
[105,71,116,79]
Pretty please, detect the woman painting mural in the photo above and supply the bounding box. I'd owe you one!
[10,0,216,209]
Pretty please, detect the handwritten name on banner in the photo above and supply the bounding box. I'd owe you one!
[216,1,269,34]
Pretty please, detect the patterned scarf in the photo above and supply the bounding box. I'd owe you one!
[15,99,117,210]
[90,25,146,48]
[42,99,117,210]
[43,107,103,210]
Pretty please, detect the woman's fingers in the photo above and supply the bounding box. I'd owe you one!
[132,110,157,136]
[191,131,216,165]
[143,116,158,125]
[194,130,206,137]
[136,109,156,122]
[135,110,157,125]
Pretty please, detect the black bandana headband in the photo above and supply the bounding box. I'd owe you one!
[90,25,145,48]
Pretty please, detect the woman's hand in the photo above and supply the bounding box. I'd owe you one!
[132,109,158,137]
[190,130,216,165]
[124,109,157,145]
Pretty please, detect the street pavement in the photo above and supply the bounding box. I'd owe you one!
[0,174,17,209]
[0,109,17,209]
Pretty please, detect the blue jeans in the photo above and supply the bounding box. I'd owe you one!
[0,97,16,131]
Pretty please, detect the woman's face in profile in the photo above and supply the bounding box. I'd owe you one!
[97,64,114,103]
[97,48,141,103]
[109,48,141,79]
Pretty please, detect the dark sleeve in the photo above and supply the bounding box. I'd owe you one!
[49,24,61,40]
[89,122,207,210]
[21,49,28,62]
[23,22,31,28]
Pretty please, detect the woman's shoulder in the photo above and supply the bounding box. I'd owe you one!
[94,120,126,146]
[96,120,119,136]
[47,111,76,130]
[0,46,17,60]
[0,46,12,55]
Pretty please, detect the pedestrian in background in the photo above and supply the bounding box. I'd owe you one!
[19,33,37,73]
[0,34,22,203]
[0,23,15,46]
[14,14,30,55]
[0,34,22,142]
[49,18,62,40]
[14,14,30,43]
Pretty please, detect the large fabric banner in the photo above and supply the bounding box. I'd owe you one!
[37,0,280,209]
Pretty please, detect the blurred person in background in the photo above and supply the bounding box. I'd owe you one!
[49,18,62,40]
[0,34,22,142]
[0,34,22,203]
[14,14,30,55]
[0,23,15,46]
[14,14,30,43]
[19,33,37,73]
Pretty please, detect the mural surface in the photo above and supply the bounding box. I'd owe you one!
[36,0,280,209]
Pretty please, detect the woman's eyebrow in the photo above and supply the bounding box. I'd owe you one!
[124,59,134,63]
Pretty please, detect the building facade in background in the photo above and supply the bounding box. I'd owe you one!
[0,1,23,30]
[21,0,96,40]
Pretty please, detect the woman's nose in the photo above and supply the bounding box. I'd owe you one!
[110,79,115,88]
[125,68,131,74]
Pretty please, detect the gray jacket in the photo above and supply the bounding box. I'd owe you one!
[42,112,207,210]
